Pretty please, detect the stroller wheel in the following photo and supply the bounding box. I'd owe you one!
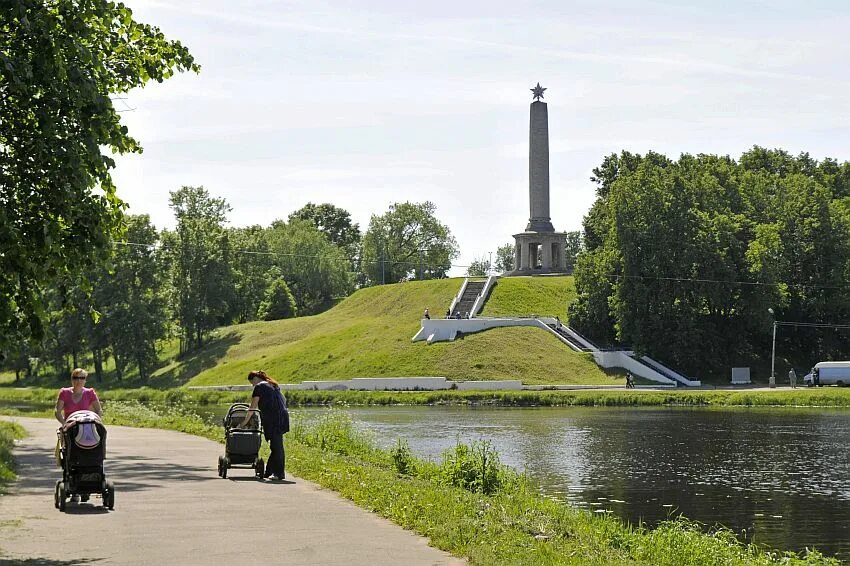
[103,480,115,510]
[54,480,61,509]
[255,458,265,480]
[217,455,224,478]
[221,457,229,479]
[57,482,67,512]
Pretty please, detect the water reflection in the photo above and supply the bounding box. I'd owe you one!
[301,405,850,560]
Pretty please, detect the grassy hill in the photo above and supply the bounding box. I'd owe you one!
[171,276,613,386]
[3,276,617,388]
[479,276,574,318]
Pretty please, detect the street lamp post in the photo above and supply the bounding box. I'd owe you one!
[770,320,777,388]
[768,307,776,388]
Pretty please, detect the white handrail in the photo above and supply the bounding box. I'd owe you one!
[448,278,469,315]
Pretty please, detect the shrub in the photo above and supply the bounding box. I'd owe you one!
[390,439,416,475]
[257,270,297,321]
[438,439,511,495]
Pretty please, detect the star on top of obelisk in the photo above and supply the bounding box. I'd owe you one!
[531,82,546,101]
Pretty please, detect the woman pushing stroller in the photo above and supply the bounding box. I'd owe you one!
[53,368,112,509]
[240,370,290,480]
[54,368,103,485]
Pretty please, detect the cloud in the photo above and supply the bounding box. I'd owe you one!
[139,0,842,85]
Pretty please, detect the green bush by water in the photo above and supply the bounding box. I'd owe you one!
[438,440,513,496]
[391,439,416,476]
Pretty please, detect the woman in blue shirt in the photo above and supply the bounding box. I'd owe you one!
[240,370,290,480]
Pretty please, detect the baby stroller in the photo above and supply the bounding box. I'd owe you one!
[218,403,264,480]
[54,411,114,511]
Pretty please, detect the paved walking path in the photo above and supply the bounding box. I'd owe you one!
[0,417,464,565]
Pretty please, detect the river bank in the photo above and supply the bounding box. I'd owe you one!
[3,385,850,410]
[0,399,839,564]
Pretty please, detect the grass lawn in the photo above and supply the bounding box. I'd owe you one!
[479,276,575,319]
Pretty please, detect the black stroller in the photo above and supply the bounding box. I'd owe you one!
[54,411,114,511]
[217,403,264,479]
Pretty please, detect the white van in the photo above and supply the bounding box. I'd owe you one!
[803,361,850,387]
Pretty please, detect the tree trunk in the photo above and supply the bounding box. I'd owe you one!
[137,354,146,381]
[93,348,104,383]
[114,353,123,380]
[72,350,78,370]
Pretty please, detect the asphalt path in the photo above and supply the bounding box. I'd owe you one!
[0,416,463,566]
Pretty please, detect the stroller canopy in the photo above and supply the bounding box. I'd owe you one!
[64,410,103,449]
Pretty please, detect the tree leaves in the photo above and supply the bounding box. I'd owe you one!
[361,201,459,284]
[571,147,850,375]
[0,0,198,349]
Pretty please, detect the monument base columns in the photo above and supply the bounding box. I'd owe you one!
[516,240,528,270]
[510,232,572,275]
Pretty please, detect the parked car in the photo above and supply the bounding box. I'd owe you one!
[803,361,850,387]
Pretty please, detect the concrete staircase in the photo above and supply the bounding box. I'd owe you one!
[550,325,592,351]
[544,323,700,387]
[639,356,700,387]
[451,280,486,318]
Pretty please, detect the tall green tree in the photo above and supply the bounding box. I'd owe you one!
[288,203,361,259]
[96,215,169,380]
[165,187,235,353]
[256,267,297,321]
[360,202,458,284]
[494,243,515,274]
[266,219,353,314]
[229,225,274,323]
[466,257,490,277]
[40,287,90,379]
[563,231,583,271]
[0,0,198,348]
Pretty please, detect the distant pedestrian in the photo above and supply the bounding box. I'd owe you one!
[445,309,451,318]
[788,368,797,388]
[240,370,290,480]
[423,308,430,320]
[625,371,635,389]
[554,316,562,330]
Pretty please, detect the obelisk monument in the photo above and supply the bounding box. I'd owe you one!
[527,83,554,232]
[511,83,567,274]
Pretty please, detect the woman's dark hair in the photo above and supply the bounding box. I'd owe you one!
[248,370,278,387]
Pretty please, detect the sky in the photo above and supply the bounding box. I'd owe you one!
[113,0,850,273]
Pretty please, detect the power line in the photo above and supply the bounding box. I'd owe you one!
[111,240,850,284]
[111,241,476,270]
[775,321,850,329]
[603,272,850,291]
